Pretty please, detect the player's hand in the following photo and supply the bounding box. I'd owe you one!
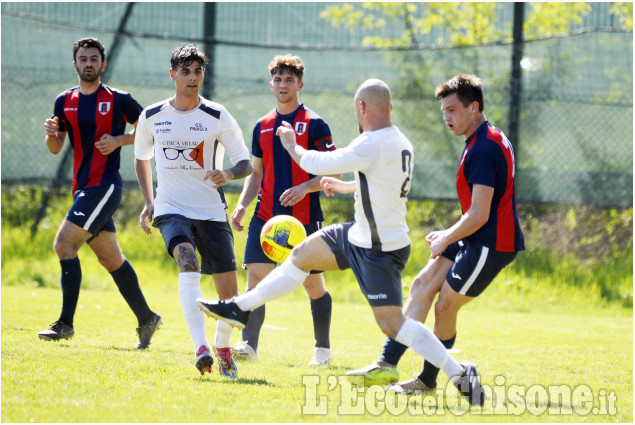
[140,204,154,235]
[204,169,233,188]
[231,206,246,231]
[95,134,121,156]
[426,230,448,259]
[320,176,355,196]
[44,116,59,136]
[276,121,296,151]
[280,185,308,207]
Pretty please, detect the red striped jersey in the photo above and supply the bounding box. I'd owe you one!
[252,104,335,225]
[53,84,142,194]
[456,121,525,252]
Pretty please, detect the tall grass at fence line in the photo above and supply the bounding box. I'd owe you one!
[1,184,632,312]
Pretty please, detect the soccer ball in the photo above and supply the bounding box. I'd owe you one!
[260,215,307,263]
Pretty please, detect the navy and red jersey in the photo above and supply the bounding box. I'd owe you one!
[53,83,143,194]
[252,104,335,225]
[457,121,525,252]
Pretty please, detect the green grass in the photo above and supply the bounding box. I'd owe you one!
[2,285,631,422]
[1,186,633,421]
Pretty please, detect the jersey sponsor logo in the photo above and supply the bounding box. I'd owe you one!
[73,211,86,216]
[64,107,78,112]
[295,122,307,135]
[190,122,208,131]
[367,293,388,300]
[98,102,111,115]
[153,121,172,126]
[260,128,274,134]
[155,128,172,134]
[191,140,205,169]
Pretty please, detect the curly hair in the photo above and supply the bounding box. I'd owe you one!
[171,44,208,70]
[435,74,484,112]
[268,54,305,81]
[73,37,106,62]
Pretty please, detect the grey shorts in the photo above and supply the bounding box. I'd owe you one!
[153,214,237,275]
[320,222,410,307]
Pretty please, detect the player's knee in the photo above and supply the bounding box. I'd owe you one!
[287,243,313,271]
[434,297,457,321]
[53,237,77,260]
[411,274,438,304]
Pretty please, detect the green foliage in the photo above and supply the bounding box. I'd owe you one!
[524,3,591,39]
[3,184,632,309]
[610,2,634,30]
[321,2,595,48]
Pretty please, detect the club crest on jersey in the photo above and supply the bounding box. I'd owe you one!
[98,102,111,115]
[295,122,307,136]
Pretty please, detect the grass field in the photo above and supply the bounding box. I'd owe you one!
[1,187,633,422]
[2,285,631,422]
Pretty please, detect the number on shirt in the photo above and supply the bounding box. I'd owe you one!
[400,150,413,197]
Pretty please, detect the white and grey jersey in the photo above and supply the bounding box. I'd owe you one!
[300,126,414,252]
[135,97,250,221]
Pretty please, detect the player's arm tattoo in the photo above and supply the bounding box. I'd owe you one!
[228,159,253,180]
[176,246,199,272]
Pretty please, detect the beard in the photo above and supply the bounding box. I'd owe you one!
[77,67,101,82]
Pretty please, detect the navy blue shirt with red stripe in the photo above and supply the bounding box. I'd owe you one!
[457,121,525,252]
[53,83,143,194]
[252,104,335,225]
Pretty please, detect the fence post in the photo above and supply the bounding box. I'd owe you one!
[508,2,525,177]
[202,3,216,99]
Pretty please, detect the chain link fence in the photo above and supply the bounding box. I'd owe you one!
[2,2,632,207]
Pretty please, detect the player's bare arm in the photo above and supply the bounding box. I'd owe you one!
[135,158,155,235]
[426,183,494,258]
[95,121,138,156]
[203,159,253,189]
[44,116,67,155]
[231,157,263,231]
[320,177,356,197]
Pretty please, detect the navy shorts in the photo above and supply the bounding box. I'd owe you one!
[443,239,517,297]
[320,222,410,307]
[153,214,237,275]
[66,184,121,238]
[243,216,323,274]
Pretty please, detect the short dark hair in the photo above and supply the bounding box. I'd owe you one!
[268,54,305,82]
[73,37,106,62]
[435,74,484,112]
[171,44,208,70]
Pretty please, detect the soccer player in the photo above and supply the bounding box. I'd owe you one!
[134,44,252,378]
[230,54,337,365]
[38,37,162,349]
[198,78,485,406]
[349,74,525,395]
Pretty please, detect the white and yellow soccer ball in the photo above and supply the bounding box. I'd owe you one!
[260,215,307,263]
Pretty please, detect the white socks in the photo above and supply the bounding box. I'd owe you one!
[395,318,464,378]
[214,319,233,349]
[178,272,208,351]
[235,259,309,312]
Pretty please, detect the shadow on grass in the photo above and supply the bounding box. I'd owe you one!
[187,376,272,386]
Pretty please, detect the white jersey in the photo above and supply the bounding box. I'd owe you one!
[300,126,414,251]
[135,97,250,221]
